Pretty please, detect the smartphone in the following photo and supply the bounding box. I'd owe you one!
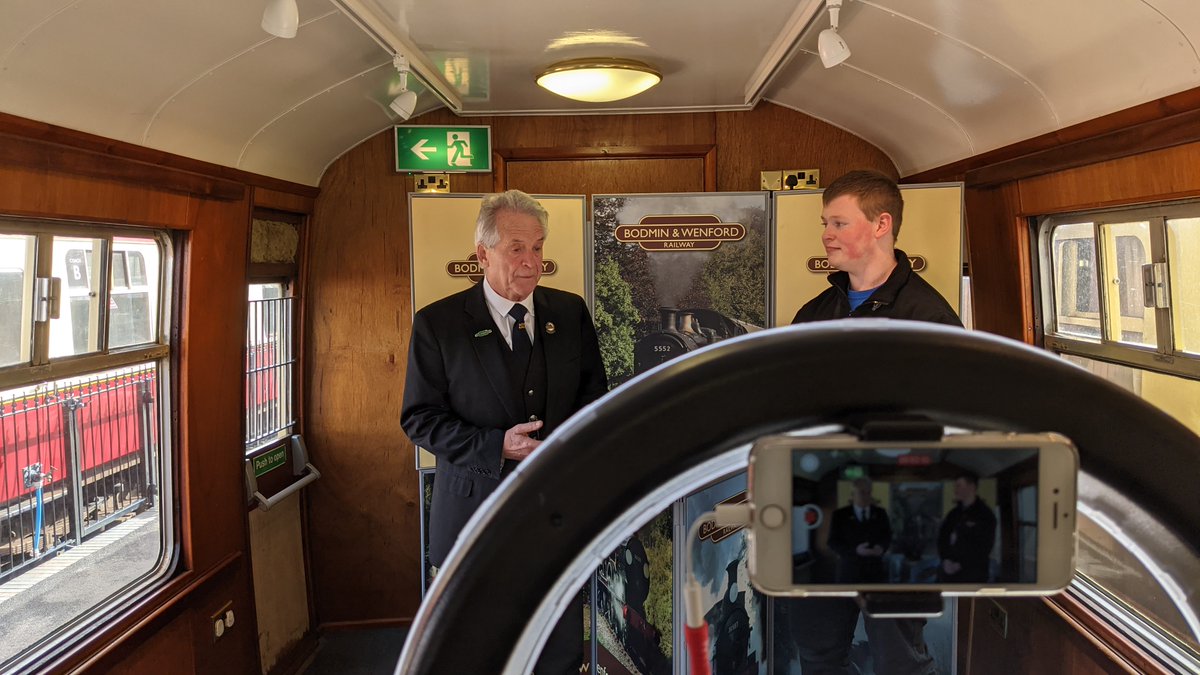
[746,432,1078,597]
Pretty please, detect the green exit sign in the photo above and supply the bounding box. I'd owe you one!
[254,446,288,477]
[395,125,492,173]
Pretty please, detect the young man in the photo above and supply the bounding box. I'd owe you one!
[401,190,607,674]
[938,473,998,583]
[786,170,962,675]
[792,169,961,326]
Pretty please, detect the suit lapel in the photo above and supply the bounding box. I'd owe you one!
[465,283,521,421]
[534,289,570,424]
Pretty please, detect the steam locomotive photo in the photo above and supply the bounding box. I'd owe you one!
[634,308,761,376]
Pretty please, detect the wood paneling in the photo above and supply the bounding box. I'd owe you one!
[507,157,706,196]
[961,598,1136,675]
[716,102,897,190]
[306,102,897,624]
[0,113,313,674]
[964,183,1030,341]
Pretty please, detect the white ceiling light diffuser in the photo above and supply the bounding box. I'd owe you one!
[536,58,661,103]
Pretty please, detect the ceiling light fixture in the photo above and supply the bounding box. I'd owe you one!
[818,0,851,68]
[536,58,661,103]
[261,0,299,39]
[390,55,419,120]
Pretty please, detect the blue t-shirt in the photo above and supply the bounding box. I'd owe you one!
[847,287,878,311]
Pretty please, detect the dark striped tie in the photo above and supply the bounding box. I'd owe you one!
[508,304,531,364]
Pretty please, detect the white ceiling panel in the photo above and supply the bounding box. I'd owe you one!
[767,56,973,175]
[144,10,385,169]
[869,0,1200,127]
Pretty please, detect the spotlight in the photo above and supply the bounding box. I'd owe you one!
[818,0,851,68]
[390,55,419,120]
[262,0,299,39]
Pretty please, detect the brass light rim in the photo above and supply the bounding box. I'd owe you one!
[536,57,661,81]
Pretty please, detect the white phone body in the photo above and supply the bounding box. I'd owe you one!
[747,432,1078,597]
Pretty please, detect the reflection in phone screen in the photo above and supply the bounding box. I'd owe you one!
[790,447,1038,586]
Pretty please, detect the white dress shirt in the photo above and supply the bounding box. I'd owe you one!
[482,278,536,349]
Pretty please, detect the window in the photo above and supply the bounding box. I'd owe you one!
[1040,203,1200,380]
[0,220,173,671]
[1038,204,1200,668]
[245,282,296,451]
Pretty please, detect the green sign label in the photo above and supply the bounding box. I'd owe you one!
[254,446,288,477]
[395,125,492,173]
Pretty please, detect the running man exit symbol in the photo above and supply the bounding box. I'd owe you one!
[394,125,492,173]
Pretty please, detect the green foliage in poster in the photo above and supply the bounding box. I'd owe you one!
[593,258,637,383]
[701,220,767,327]
[642,515,674,661]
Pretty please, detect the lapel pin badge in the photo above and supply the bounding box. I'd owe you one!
[474,329,493,338]
[545,322,556,334]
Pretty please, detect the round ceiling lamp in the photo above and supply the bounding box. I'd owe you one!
[536,58,661,103]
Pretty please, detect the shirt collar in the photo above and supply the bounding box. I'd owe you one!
[482,278,535,319]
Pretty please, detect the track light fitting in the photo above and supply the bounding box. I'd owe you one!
[390,54,418,120]
[262,0,299,39]
[818,0,851,68]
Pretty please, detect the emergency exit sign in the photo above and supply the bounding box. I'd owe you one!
[395,125,492,173]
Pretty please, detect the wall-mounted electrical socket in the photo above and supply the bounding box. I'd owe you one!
[781,169,820,190]
[211,601,234,641]
[760,171,783,191]
[415,173,450,193]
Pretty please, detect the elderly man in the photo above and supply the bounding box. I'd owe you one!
[827,477,892,584]
[402,189,607,673]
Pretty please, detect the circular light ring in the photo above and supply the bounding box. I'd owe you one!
[536,58,662,103]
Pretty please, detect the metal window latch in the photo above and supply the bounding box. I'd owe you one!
[33,277,62,323]
[1141,263,1170,309]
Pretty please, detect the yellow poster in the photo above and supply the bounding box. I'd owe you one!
[773,184,963,327]
[408,193,587,468]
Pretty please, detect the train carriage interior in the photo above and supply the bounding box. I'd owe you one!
[1,0,1199,673]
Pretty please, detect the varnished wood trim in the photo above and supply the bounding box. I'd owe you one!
[904,85,1200,185]
[1044,593,1169,675]
[54,552,244,674]
[496,145,716,161]
[0,132,245,201]
[318,617,413,632]
[254,188,316,214]
[492,153,507,192]
[0,111,320,199]
[704,146,717,191]
[247,263,300,279]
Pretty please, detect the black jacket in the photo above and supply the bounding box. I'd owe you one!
[791,249,962,326]
[401,282,608,565]
[937,498,997,583]
[827,504,893,583]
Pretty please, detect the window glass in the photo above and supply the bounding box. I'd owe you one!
[1099,222,1155,348]
[1059,354,1200,656]
[50,239,104,358]
[0,364,170,668]
[109,238,160,350]
[0,235,34,368]
[246,283,295,451]
[1051,223,1100,339]
[1167,217,1199,356]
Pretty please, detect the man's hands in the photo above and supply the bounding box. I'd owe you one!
[942,559,962,575]
[855,542,885,557]
[502,420,544,461]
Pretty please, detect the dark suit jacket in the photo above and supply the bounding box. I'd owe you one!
[826,504,892,583]
[401,282,608,566]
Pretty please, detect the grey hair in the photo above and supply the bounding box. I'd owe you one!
[474,190,549,248]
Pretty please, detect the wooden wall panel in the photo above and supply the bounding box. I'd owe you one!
[506,157,706,196]
[716,102,897,191]
[306,102,899,625]
[306,129,420,625]
[0,117,317,673]
[963,183,1030,341]
[961,598,1133,675]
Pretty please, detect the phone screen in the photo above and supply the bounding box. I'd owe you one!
[790,446,1039,586]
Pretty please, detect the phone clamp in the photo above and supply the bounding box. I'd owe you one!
[852,414,947,618]
[856,591,945,618]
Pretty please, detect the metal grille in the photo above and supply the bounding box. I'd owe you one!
[245,295,295,449]
[0,363,158,579]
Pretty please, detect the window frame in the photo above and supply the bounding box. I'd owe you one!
[0,216,177,672]
[1037,201,1200,381]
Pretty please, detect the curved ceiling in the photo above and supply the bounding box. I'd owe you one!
[1,0,1198,185]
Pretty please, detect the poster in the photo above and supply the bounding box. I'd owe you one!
[684,473,768,675]
[591,192,771,388]
[773,184,964,327]
[594,510,674,675]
